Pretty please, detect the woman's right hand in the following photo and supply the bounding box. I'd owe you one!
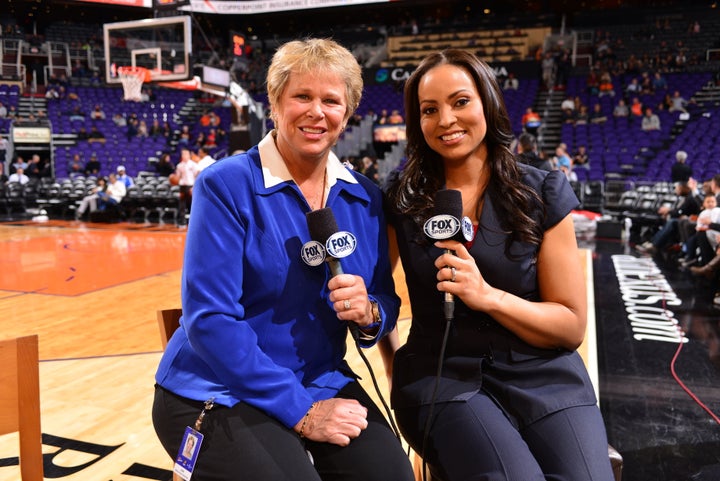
[294,398,368,446]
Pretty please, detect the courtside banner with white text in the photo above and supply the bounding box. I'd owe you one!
[76,0,151,6]
[180,0,389,14]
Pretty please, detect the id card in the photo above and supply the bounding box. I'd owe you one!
[174,426,204,481]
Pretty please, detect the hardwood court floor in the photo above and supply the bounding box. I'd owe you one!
[0,220,592,481]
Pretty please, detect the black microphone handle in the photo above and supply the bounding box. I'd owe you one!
[327,257,344,277]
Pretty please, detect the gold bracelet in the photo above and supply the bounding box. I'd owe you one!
[298,402,317,438]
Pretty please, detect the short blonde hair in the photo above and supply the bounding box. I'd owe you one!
[266,38,362,123]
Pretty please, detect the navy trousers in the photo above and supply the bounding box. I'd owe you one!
[395,392,615,481]
[153,382,414,481]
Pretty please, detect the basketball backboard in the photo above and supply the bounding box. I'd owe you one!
[104,15,192,84]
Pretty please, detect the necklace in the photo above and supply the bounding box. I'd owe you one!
[302,170,327,211]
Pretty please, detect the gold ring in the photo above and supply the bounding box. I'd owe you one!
[343,299,351,310]
[450,266,456,282]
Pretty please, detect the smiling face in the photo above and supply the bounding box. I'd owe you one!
[273,70,348,165]
[417,63,487,164]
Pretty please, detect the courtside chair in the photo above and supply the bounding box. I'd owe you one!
[0,334,43,481]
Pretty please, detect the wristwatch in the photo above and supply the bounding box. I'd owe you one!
[357,301,381,341]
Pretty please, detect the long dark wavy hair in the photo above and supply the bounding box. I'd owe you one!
[386,49,544,252]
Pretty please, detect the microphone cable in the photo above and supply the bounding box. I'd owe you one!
[419,311,453,481]
[306,208,405,439]
[349,325,404,441]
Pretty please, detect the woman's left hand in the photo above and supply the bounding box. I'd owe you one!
[328,274,375,328]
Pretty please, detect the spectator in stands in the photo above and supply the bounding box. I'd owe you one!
[90,71,102,87]
[97,172,126,212]
[161,121,172,141]
[503,72,519,90]
[668,90,692,113]
[11,155,27,174]
[560,95,575,124]
[598,70,615,97]
[143,87,157,102]
[541,52,555,90]
[76,127,90,142]
[670,150,693,183]
[0,135,8,161]
[574,104,589,125]
[585,69,599,96]
[75,176,107,220]
[90,104,106,120]
[7,167,29,185]
[199,109,212,127]
[360,155,379,184]
[657,92,672,112]
[0,163,7,184]
[196,146,216,173]
[636,181,701,255]
[112,113,127,127]
[155,152,175,177]
[521,106,542,136]
[149,119,162,138]
[68,105,85,122]
[0,101,6,118]
[68,154,84,177]
[555,50,572,90]
[388,109,404,124]
[124,117,138,141]
[552,143,572,171]
[641,107,661,131]
[174,147,199,225]
[177,124,191,145]
[679,192,717,269]
[573,145,590,169]
[137,120,149,139]
[194,131,207,149]
[516,133,553,171]
[25,154,44,179]
[45,84,61,99]
[72,59,87,78]
[652,71,668,91]
[84,153,101,176]
[87,125,106,144]
[613,99,630,118]
[589,103,608,124]
[693,174,720,267]
[377,109,389,125]
[116,165,134,188]
[205,128,218,148]
[625,77,641,97]
[639,71,654,95]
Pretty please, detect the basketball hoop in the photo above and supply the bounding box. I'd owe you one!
[118,66,150,101]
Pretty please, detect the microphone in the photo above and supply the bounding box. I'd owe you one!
[423,189,468,321]
[306,207,356,277]
[306,207,362,339]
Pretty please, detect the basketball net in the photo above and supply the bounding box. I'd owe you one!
[118,66,149,102]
